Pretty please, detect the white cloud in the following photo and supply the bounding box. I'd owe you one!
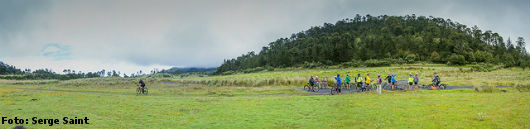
[42,46,60,54]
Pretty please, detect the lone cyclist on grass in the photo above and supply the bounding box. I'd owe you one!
[139,79,146,93]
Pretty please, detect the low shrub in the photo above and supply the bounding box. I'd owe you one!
[222,71,235,75]
[481,86,496,93]
[515,83,530,92]
[323,60,333,65]
[470,63,502,72]
[364,59,391,67]
[389,58,407,64]
[243,67,265,73]
[477,112,487,121]
[448,53,466,65]
[265,65,274,71]
[340,60,363,68]
[405,54,417,63]
[303,61,322,68]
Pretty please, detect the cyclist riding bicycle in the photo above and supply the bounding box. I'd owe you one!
[408,73,414,90]
[385,74,392,89]
[308,75,315,90]
[432,73,440,87]
[365,73,371,90]
[356,73,363,91]
[322,77,328,88]
[315,76,320,88]
[391,74,397,90]
[414,73,419,89]
[336,74,342,94]
[385,74,392,84]
[139,79,146,93]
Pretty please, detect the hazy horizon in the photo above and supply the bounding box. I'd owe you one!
[1,0,529,75]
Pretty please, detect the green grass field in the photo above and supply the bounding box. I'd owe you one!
[1,65,529,129]
[172,64,530,87]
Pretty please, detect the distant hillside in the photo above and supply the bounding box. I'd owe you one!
[158,67,216,75]
[215,14,530,74]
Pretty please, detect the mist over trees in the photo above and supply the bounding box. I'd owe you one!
[215,14,530,74]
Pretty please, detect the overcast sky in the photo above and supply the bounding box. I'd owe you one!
[1,0,529,75]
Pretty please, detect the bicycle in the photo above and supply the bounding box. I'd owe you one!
[383,82,394,90]
[330,83,341,95]
[357,82,370,92]
[322,81,329,89]
[345,82,352,89]
[429,82,447,90]
[137,85,149,95]
[304,83,319,92]
[365,83,375,91]
[316,82,325,90]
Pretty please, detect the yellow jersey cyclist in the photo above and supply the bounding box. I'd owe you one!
[408,73,414,90]
[356,73,364,91]
[365,73,371,90]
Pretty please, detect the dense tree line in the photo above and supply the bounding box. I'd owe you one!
[0,61,23,74]
[0,61,127,80]
[0,68,109,80]
[215,14,530,74]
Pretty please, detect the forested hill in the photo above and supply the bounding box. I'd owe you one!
[0,61,23,74]
[215,14,530,74]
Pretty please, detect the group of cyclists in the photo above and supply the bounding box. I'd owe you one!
[308,73,381,94]
[307,72,443,93]
[136,72,442,95]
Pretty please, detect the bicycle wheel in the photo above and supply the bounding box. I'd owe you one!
[313,86,320,92]
[144,88,149,95]
[440,84,447,90]
[136,87,141,95]
[330,88,337,95]
[330,84,337,95]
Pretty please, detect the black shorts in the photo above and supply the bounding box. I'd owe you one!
[414,82,418,85]
[140,85,146,87]
[409,82,413,85]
